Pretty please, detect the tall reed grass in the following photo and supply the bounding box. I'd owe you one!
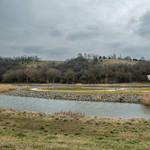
[141,92,150,105]
[0,84,18,93]
[92,95,101,101]
[54,109,85,118]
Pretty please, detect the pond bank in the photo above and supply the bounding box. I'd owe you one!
[3,89,142,103]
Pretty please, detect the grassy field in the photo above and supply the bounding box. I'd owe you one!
[19,60,64,68]
[30,83,150,94]
[98,58,138,65]
[1,108,150,150]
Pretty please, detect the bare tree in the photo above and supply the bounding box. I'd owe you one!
[46,68,60,83]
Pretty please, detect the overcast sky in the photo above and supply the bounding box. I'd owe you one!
[0,0,150,60]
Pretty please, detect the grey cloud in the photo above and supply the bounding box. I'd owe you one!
[66,24,110,41]
[48,47,69,56]
[9,45,70,59]
[66,31,99,40]
[110,41,125,49]
[127,17,138,29]
[121,45,150,59]
[10,45,44,54]
[1,0,150,60]
[134,11,150,38]
[49,29,63,37]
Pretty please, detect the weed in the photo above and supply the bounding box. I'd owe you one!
[144,120,148,124]
[84,143,92,147]
[126,139,139,144]
[75,132,81,135]
[39,113,43,117]
[15,132,26,137]
[93,129,97,133]
[95,122,99,125]
[110,130,114,134]
[97,137,104,140]
[63,118,68,122]
[46,136,57,140]
[45,124,50,126]
[40,126,45,130]
[126,121,133,125]
[116,122,121,125]
[1,144,13,149]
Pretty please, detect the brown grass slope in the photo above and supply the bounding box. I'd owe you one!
[1,108,150,149]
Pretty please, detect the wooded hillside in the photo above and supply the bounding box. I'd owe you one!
[1,55,150,84]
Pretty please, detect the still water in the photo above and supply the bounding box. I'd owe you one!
[0,94,150,119]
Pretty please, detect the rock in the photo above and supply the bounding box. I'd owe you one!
[3,89,142,103]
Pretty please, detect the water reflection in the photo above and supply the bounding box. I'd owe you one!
[141,104,150,113]
[0,94,150,119]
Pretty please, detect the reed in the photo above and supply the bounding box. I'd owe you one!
[0,84,18,93]
[141,92,150,105]
[92,95,101,101]
[54,109,85,118]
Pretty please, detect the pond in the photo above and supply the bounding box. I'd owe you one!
[0,94,150,119]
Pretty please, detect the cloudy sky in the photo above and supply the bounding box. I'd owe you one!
[0,0,150,60]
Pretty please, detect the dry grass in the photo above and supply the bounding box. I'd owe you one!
[0,84,18,93]
[75,83,83,86]
[21,85,30,90]
[141,92,150,105]
[1,108,150,149]
[92,95,101,101]
[54,109,85,118]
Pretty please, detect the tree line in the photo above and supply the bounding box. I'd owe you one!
[0,55,40,62]
[1,54,150,84]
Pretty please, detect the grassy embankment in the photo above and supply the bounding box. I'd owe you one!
[1,108,150,150]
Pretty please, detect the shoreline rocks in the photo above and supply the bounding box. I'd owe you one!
[3,89,142,103]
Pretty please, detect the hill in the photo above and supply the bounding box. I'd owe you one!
[1,56,150,84]
[21,58,139,69]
